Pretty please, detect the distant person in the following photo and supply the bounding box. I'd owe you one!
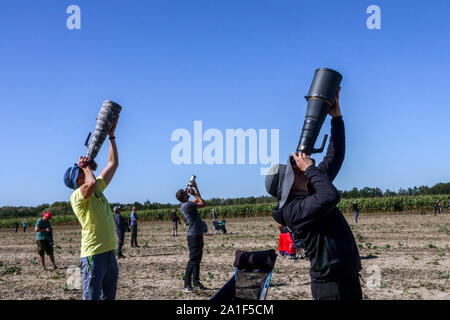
[433,201,438,215]
[22,220,27,232]
[175,180,207,293]
[64,117,119,300]
[437,201,442,214]
[15,222,19,233]
[114,206,127,258]
[353,202,359,224]
[213,220,227,235]
[171,208,179,237]
[130,207,140,247]
[34,212,57,269]
[211,208,226,235]
[212,208,217,224]
[448,197,450,213]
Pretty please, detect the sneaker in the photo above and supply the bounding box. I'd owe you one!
[193,283,206,290]
[183,285,194,292]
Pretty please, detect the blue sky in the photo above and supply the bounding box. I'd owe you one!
[1,0,449,206]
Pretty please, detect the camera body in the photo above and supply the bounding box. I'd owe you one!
[186,175,196,192]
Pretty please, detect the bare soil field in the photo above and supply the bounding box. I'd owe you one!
[0,212,448,300]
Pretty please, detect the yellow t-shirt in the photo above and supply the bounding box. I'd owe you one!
[70,177,117,258]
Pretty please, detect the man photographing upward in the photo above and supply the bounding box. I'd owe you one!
[175,180,207,292]
[63,118,120,300]
[266,88,362,300]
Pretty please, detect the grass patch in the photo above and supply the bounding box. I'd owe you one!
[3,266,21,276]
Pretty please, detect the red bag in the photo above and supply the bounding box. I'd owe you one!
[278,232,295,255]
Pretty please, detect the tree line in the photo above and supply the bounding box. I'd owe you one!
[339,183,450,198]
[1,183,449,219]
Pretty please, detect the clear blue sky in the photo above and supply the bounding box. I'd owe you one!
[1,0,449,206]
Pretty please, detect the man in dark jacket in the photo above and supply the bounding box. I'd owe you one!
[113,206,127,258]
[266,88,362,300]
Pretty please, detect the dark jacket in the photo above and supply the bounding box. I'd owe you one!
[114,214,127,236]
[272,117,361,282]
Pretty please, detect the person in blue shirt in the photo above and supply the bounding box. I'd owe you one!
[130,207,140,247]
[34,212,57,269]
[113,206,128,258]
[22,220,27,232]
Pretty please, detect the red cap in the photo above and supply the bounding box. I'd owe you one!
[43,212,52,219]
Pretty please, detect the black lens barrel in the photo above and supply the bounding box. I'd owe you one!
[297,68,342,155]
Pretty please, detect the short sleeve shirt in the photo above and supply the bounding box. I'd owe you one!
[35,218,52,241]
[180,202,205,236]
[70,177,117,258]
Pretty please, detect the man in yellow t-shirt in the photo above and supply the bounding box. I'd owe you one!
[64,118,120,300]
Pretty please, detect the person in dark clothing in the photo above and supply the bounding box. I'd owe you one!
[171,209,179,237]
[175,180,207,292]
[130,207,139,247]
[15,222,19,233]
[113,206,127,258]
[266,88,362,300]
[433,201,438,215]
[353,202,360,223]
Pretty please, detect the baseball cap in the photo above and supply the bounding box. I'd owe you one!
[113,206,121,213]
[63,164,80,189]
[43,212,52,219]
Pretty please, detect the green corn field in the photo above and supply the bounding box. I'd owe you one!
[0,195,448,228]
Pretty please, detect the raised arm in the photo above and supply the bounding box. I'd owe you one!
[100,118,119,185]
[189,181,206,208]
[285,166,341,229]
[79,158,98,199]
[317,88,345,182]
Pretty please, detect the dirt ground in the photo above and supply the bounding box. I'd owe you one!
[0,212,448,300]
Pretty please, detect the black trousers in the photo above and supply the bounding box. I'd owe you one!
[311,274,362,300]
[131,225,138,246]
[116,233,124,256]
[185,235,203,287]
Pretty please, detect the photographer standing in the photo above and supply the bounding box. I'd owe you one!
[64,117,119,300]
[175,180,207,292]
[266,88,362,300]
